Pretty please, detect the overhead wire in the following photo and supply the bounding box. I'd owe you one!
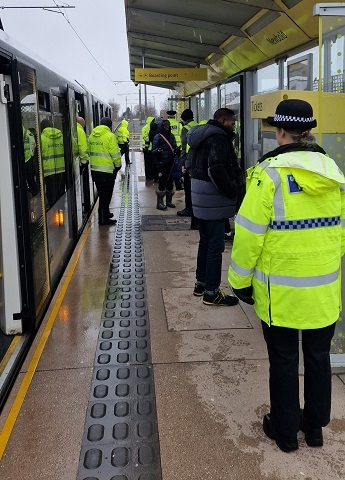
[52,0,116,85]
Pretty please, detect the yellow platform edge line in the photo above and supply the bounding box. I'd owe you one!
[0,221,92,459]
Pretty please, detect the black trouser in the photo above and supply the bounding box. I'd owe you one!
[261,321,336,437]
[120,142,130,164]
[143,149,154,179]
[156,161,174,192]
[183,168,192,210]
[94,177,115,215]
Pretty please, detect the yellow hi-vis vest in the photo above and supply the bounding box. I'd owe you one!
[141,116,155,150]
[168,118,181,146]
[117,119,130,144]
[41,127,65,177]
[228,150,345,330]
[183,120,198,153]
[77,122,89,164]
[89,125,121,174]
[23,127,35,162]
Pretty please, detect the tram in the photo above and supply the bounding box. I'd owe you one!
[0,29,111,407]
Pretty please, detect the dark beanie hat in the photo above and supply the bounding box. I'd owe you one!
[100,117,112,129]
[181,108,194,121]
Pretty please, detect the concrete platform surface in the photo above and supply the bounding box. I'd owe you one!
[0,153,344,480]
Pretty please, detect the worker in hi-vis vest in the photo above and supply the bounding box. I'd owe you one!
[116,118,130,165]
[40,118,66,208]
[89,117,121,226]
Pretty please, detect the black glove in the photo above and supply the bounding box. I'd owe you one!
[232,286,254,305]
[114,166,121,175]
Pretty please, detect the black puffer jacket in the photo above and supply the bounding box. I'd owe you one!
[187,120,245,220]
[152,126,177,164]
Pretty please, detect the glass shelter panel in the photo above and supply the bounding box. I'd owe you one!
[225,79,242,162]
[257,63,279,93]
[319,14,345,358]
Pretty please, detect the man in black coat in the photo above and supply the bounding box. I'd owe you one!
[188,108,245,306]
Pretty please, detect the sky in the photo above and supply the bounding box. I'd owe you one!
[0,0,169,114]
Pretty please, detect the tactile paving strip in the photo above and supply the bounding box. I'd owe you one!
[77,167,162,480]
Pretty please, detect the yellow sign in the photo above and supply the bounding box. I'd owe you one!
[135,68,208,82]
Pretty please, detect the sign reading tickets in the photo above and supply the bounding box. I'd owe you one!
[135,68,208,82]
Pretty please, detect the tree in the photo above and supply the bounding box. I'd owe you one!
[108,98,120,121]
[132,104,156,118]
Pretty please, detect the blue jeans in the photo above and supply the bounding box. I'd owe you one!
[196,218,225,293]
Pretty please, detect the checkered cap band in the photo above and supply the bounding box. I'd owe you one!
[273,114,315,124]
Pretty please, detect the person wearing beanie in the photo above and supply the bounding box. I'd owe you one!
[229,98,345,453]
[177,108,198,229]
[88,117,122,225]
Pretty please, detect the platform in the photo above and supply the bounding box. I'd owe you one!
[0,152,344,480]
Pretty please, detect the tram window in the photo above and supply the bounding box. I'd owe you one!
[38,91,49,111]
[40,95,67,209]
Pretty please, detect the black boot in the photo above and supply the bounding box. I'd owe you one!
[99,211,117,225]
[177,207,192,217]
[156,190,167,210]
[166,190,175,208]
[174,178,183,191]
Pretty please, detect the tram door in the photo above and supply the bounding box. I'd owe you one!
[0,68,22,334]
[17,63,50,328]
[67,88,91,230]
[0,59,50,334]
[67,87,83,231]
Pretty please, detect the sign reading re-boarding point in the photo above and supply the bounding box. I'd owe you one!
[134,68,208,82]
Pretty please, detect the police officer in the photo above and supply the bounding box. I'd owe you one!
[89,117,121,225]
[229,99,345,452]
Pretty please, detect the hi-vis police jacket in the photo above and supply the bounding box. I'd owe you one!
[228,149,345,329]
[89,125,121,175]
[41,127,65,177]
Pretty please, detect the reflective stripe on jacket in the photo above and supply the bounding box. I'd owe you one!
[89,125,121,174]
[228,150,345,329]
